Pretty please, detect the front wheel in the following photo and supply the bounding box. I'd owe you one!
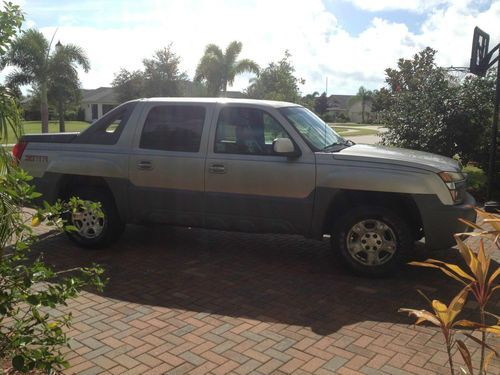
[66,188,124,249]
[331,207,413,277]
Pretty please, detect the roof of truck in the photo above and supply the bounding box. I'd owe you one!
[137,97,301,108]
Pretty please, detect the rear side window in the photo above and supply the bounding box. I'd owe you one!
[75,102,136,145]
[140,105,206,152]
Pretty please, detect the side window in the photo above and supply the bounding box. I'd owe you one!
[214,107,291,155]
[76,102,136,145]
[140,105,206,152]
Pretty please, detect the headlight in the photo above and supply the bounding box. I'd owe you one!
[438,171,466,203]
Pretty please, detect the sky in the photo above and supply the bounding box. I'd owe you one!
[3,0,500,95]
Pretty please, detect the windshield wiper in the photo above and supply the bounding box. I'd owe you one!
[322,139,355,152]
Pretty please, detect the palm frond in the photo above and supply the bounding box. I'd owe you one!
[225,41,242,65]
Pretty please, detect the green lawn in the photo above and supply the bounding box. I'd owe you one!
[329,122,381,127]
[332,126,379,137]
[2,121,89,143]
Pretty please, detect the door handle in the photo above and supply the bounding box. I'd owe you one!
[137,160,153,170]
[208,164,226,174]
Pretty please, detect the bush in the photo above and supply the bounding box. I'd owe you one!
[0,153,105,373]
[463,164,487,201]
[336,113,350,123]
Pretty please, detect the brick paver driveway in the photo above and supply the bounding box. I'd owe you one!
[29,224,499,375]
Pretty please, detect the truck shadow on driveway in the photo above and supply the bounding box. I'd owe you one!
[34,224,490,336]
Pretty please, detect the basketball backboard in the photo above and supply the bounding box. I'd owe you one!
[470,26,490,76]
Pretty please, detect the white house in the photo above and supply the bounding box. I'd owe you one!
[81,87,118,122]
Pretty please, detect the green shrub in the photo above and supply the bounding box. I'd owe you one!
[463,164,487,201]
[0,152,106,373]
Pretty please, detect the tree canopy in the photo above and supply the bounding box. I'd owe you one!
[112,44,187,102]
[195,41,259,97]
[381,47,496,167]
[246,51,304,103]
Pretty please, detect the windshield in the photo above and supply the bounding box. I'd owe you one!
[279,106,345,151]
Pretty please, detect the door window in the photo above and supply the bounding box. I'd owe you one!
[140,105,206,152]
[214,107,291,155]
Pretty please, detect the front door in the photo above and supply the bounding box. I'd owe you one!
[128,102,212,227]
[204,104,316,234]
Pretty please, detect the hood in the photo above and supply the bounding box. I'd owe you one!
[331,144,460,172]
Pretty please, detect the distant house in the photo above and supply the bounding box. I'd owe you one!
[81,87,119,122]
[327,94,373,123]
[79,85,246,122]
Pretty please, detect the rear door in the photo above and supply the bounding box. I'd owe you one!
[128,102,213,227]
[204,104,316,234]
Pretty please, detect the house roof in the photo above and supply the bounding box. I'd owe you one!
[327,94,353,111]
[81,87,118,104]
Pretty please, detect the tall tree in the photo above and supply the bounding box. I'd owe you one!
[350,86,373,123]
[142,44,187,97]
[314,92,328,117]
[4,29,89,133]
[195,41,259,96]
[246,51,304,102]
[0,1,23,145]
[112,69,145,102]
[48,41,89,132]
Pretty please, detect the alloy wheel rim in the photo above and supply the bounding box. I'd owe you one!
[346,219,397,266]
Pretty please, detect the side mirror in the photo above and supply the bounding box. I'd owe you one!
[273,138,301,157]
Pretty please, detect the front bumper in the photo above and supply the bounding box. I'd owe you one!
[413,192,476,250]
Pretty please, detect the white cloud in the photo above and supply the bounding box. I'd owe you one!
[345,0,457,13]
[3,0,500,96]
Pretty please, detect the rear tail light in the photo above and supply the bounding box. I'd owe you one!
[12,141,27,163]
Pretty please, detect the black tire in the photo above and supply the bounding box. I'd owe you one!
[331,206,413,277]
[66,187,125,249]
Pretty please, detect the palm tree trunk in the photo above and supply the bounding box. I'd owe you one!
[40,82,49,133]
[58,101,65,133]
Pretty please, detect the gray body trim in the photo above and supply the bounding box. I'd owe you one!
[413,192,476,250]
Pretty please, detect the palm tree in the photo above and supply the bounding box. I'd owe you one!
[48,41,90,132]
[195,41,259,97]
[350,86,373,123]
[4,30,89,133]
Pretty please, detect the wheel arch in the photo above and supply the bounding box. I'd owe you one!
[57,174,127,221]
[320,190,423,241]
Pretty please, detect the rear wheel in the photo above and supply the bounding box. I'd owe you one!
[331,206,413,277]
[66,188,124,248]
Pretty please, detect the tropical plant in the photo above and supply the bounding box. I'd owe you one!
[246,51,304,103]
[400,208,500,374]
[195,41,259,97]
[3,29,90,133]
[47,41,89,132]
[0,158,106,373]
[0,1,23,143]
[301,91,319,110]
[349,86,373,123]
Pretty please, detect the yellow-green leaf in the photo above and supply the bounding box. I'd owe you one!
[398,308,441,327]
[456,340,474,375]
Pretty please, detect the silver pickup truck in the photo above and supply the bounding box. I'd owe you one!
[13,98,476,276]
